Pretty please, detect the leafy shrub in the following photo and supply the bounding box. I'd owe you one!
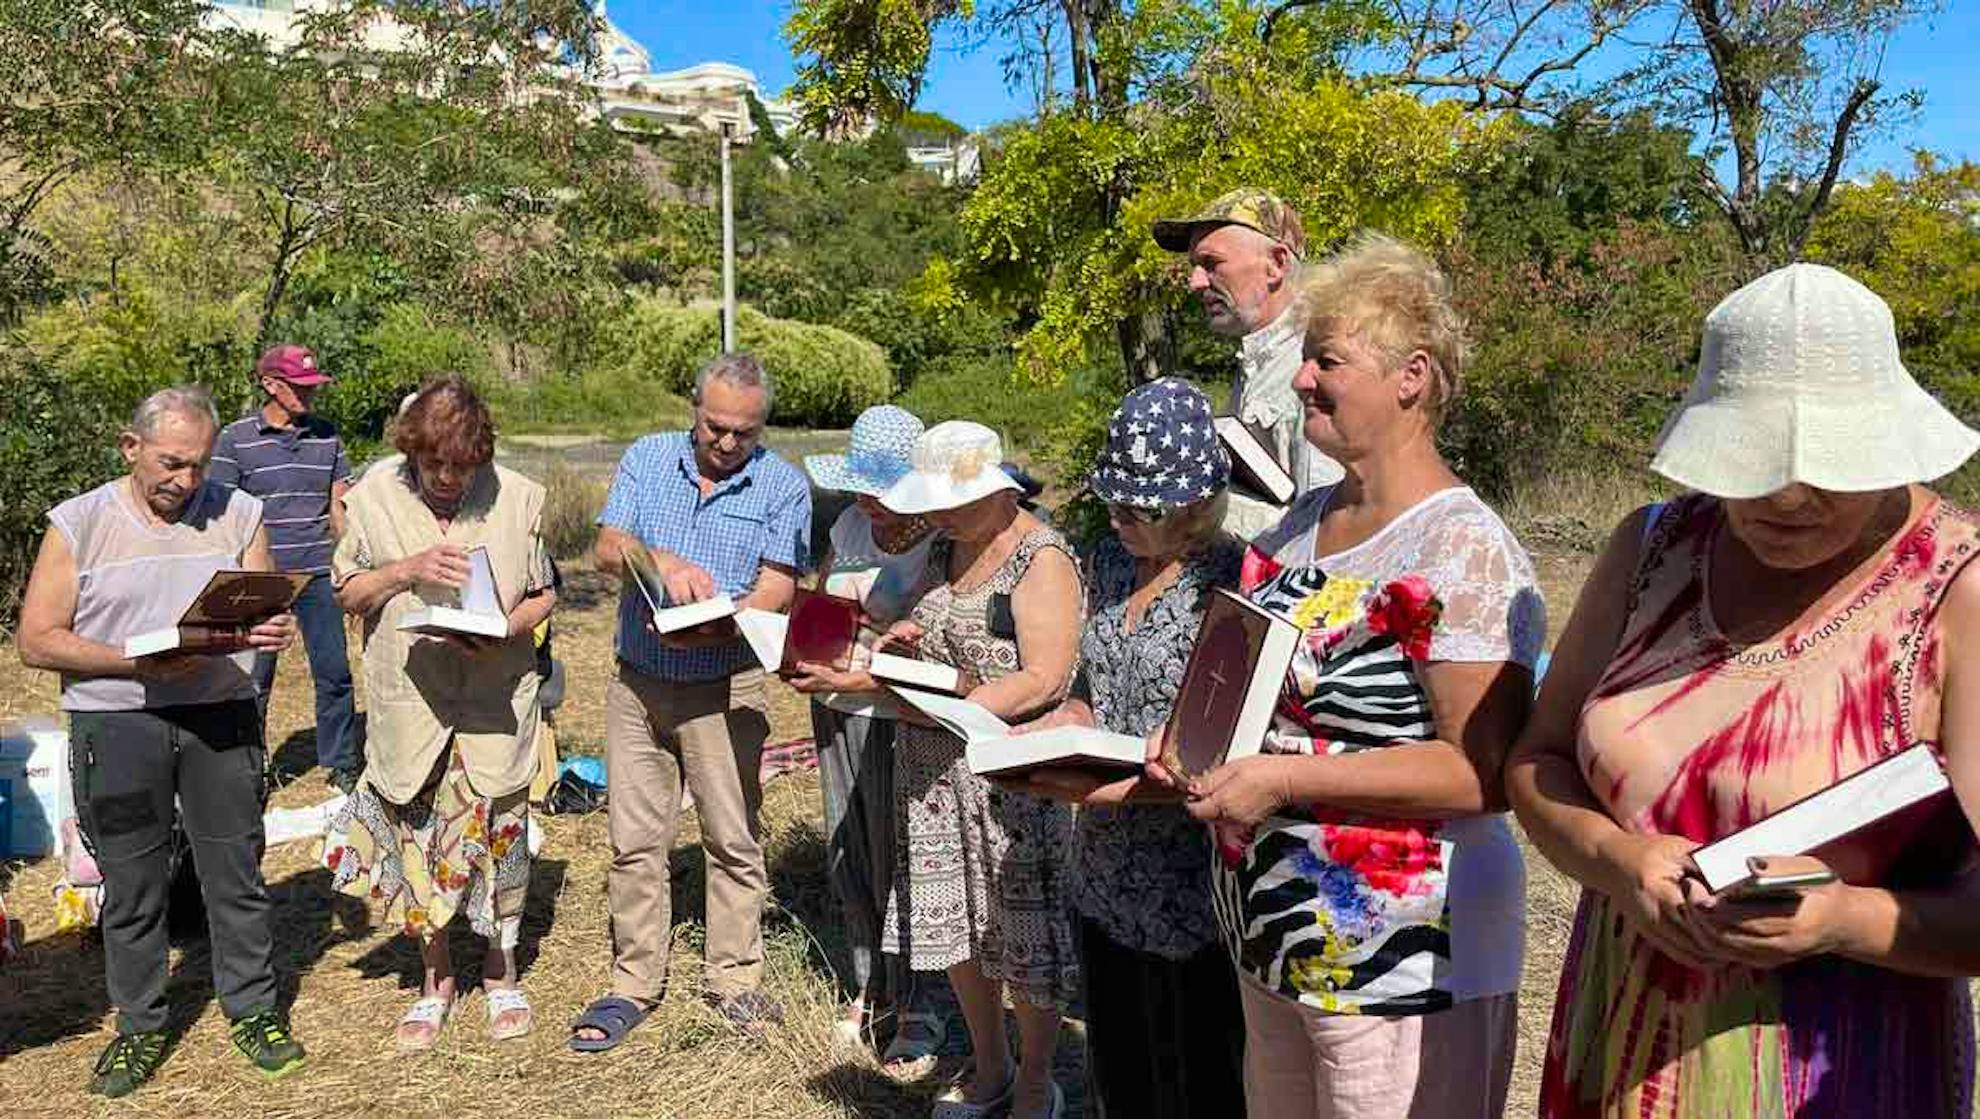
[828,286,1006,386]
[0,345,127,618]
[588,299,892,427]
[325,302,493,445]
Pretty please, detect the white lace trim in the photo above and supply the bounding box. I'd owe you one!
[1262,486,1546,668]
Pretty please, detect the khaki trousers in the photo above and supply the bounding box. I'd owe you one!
[1239,977,1515,1119]
[605,662,772,1003]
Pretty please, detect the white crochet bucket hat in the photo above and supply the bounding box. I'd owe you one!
[880,420,1021,514]
[1650,262,1979,499]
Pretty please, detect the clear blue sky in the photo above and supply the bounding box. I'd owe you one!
[606,0,1980,172]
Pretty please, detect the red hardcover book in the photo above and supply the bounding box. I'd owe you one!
[1689,743,1975,893]
[1162,590,1302,780]
[781,588,863,675]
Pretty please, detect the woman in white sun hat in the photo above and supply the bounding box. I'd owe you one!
[869,420,1084,1119]
[1509,262,1980,1118]
[789,405,948,1070]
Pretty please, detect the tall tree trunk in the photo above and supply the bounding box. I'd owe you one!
[1061,0,1092,113]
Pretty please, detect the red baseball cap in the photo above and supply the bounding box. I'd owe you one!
[256,344,331,386]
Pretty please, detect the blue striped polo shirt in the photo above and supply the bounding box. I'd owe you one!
[208,412,351,574]
[599,432,812,682]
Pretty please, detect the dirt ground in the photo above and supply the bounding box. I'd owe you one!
[0,535,1603,1119]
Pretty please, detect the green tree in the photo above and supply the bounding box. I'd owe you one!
[1343,0,1941,270]
[196,0,611,344]
[0,0,215,321]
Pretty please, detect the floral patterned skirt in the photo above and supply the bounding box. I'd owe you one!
[322,743,531,949]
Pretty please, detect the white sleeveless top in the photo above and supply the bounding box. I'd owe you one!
[49,478,264,712]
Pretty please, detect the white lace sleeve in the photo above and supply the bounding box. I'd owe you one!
[1408,504,1547,668]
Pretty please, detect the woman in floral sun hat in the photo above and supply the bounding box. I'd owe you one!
[1144,232,1545,1119]
[866,420,1085,1119]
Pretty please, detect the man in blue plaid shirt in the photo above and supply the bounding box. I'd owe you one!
[573,352,811,1049]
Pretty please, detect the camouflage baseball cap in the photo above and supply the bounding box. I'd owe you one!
[1152,188,1306,257]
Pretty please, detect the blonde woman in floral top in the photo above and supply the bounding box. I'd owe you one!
[1149,234,1543,1119]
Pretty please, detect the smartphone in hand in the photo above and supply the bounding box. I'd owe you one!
[1728,855,1838,900]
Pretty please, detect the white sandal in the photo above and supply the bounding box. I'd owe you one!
[881,1010,945,1079]
[396,995,453,1052]
[485,986,533,1041]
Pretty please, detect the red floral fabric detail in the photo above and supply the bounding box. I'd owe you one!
[1239,545,1284,594]
[1365,575,1443,661]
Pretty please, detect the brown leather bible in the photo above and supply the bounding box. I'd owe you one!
[1161,589,1302,781]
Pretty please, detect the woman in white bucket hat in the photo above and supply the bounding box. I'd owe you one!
[865,420,1084,1119]
[1510,262,1980,1118]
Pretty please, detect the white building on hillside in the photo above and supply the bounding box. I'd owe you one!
[202,0,797,141]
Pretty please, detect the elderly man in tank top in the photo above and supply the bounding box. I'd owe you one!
[16,386,307,1097]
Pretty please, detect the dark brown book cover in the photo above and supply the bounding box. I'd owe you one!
[1216,415,1296,505]
[782,588,862,674]
[1165,591,1270,779]
[181,571,310,627]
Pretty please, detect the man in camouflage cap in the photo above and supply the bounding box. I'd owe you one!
[1154,188,1342,538]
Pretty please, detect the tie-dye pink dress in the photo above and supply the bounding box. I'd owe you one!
[1542,493,1978,1118]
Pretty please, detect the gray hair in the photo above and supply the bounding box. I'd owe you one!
[129,385,220,441]
[693,351,775,414]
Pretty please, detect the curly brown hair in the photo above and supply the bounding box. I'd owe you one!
[393,373,496,466]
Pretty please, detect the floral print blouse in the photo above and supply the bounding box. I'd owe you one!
[1069,533,1246,960]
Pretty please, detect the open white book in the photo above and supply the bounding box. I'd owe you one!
[869,651,962,694]
[889,687,1147,779]
[399,547,508,639]
[623,547,738,633]
[1689,743,1958,893]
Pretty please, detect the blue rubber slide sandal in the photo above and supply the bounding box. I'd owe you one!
[568,995,651,1053]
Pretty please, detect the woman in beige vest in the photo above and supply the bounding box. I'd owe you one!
[322,375,556,1049]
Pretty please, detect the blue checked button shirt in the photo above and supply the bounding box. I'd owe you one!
[600,433,813,682]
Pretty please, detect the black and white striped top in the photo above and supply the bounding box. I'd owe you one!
[1214,485,1543,1016]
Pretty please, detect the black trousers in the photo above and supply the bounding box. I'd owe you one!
[1080,916,1248,1119]
[70,701,277,1034]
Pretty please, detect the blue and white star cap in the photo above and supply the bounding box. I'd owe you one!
[1090,378,1230,510]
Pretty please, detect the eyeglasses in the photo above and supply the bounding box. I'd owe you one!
[1108,503,1175,527]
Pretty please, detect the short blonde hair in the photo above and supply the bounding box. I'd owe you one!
[1300,231,1468,418]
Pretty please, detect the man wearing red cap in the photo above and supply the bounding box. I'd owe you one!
[210,344,361,791]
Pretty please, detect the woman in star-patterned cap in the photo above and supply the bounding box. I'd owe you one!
[1008,377,1248,1119]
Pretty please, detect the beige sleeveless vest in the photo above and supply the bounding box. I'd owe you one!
[334,462,546,803]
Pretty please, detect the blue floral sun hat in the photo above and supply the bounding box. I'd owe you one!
[805,405,927,496]
[1090,378,1230,509]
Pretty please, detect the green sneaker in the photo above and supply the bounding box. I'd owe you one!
[89,1030,168,1097]
[230,1011,306,1079]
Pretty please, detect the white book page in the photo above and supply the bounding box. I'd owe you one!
[462,546,499,616]
[889,687,1010,743]
[734,608,788,671]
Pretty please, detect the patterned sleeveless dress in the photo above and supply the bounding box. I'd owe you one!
[880,526,1083,1010]
[1542,492,1980,1118]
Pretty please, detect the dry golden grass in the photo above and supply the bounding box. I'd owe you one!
[1,542,1968,1117]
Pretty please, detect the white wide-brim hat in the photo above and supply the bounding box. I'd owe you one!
[880,420,1022,515]
[804,404,925,497]
[1650,262,1980,499]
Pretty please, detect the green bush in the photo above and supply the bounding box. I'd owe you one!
[324,302,493,445]
[894,353,1095,452]
[587,299,892,427]
[0,345,128,618]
